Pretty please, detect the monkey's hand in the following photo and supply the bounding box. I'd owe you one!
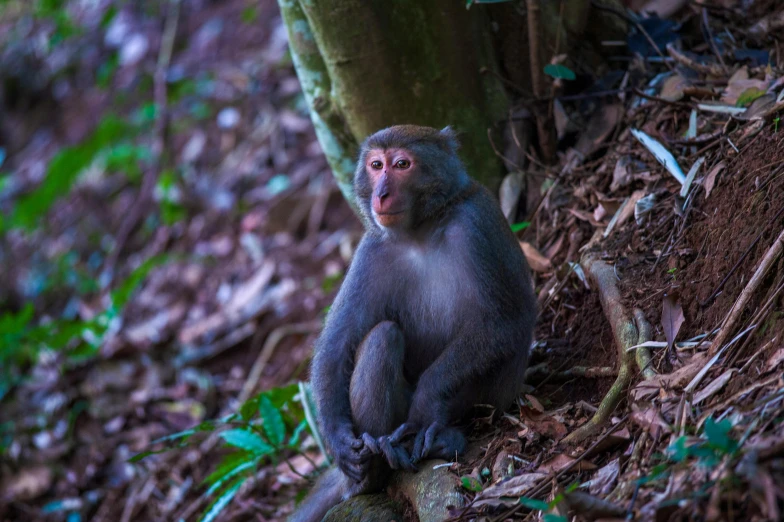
[383,421,466,465]
[363,429,417,472]
[330,428,372,483]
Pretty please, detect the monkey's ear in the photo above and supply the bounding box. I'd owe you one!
[439,126,460,152]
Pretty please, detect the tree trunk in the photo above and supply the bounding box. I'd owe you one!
[279,0,509,195]
[278,0,360,210]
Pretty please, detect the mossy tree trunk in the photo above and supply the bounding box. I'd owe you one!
[278,0,509,205]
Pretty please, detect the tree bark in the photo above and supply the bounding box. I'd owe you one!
[281,0,509,191]
[278,0,360,209]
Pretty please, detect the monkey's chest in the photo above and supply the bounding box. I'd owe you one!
[396,251,475,371]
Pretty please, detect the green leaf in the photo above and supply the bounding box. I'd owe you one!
[239,396,260,422]
[128,448,170,462]
[543,515,568,522]
[220,429,273,456]
[460,476,483,492]
[263,383,299,408]
[669,436,689,462]
[199,476,245,522]
[5,115,131,231]
[111,254,170,309]
[637,463,669,485]
[511,221,531,233]
[204,453,257,496]
[736,87,766,108]
[150,420,216,445]
[259,396,286,447]
[543,64,576,81]
[703,417,736,453]
[520,497,550,511]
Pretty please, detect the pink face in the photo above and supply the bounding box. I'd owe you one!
[365,148,415,227]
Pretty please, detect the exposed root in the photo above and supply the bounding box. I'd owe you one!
[526,363,617,383]
[562,245,653,445]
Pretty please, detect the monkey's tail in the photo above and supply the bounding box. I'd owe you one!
[288,467,348,522]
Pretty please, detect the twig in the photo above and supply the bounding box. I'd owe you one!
[701,8,727,70]
[663,128,723,145]
[103,0,180,280]
[709,226,784,355]
[667,43,725,77]
[632,88,691,108]
[238,321,322,405]
[727,277,784,367]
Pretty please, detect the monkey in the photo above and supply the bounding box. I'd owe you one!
[290,125,536,522]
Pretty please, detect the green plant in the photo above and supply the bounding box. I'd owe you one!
[0,115,133,232]
[669,417,738,468]
[519,483,577,522]
[0,255,169,400]
[543,64,576,81]
[511,221,531,233]
[131,383,318,522]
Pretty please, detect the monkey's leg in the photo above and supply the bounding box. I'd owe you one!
[290,322,410,522]
[410,352,529,463]
[350,321,414,472]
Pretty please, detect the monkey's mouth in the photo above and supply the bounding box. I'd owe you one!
[374,210,405,227]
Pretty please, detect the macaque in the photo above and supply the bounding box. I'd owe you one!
[291,125,535,521]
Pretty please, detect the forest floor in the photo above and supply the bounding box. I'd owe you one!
[1,0,783,521]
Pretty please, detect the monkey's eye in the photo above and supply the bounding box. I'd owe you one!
[370,160,383,170]
[395,159,411,169]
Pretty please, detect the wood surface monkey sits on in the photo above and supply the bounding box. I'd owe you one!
[291,125,536,521]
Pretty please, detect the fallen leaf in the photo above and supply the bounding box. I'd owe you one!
[765,347,784,371]
[631,352,709,401]
[500,172,524,221]
[631,128,685,184]
[694,368,735,405]
[630,405,673,438]
[537,453,596,474]
[703,160,726,198]
[661,294,685,351]
[520,242,553,273]
[525,394,545,413]
[474,472,548,501]
[610,156,632,192]
[722,66,770,105]
[520,408,568,440]
[659,73,691,101]
[587,458,621,495]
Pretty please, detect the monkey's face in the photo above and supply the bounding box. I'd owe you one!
[363,148,415,228]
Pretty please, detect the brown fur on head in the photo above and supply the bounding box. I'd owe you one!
[354,125,469,232]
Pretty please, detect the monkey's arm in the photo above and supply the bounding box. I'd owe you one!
[310,239,380,481]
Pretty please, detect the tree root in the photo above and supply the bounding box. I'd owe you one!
[323,460,465,522]
[562,245,654,445]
